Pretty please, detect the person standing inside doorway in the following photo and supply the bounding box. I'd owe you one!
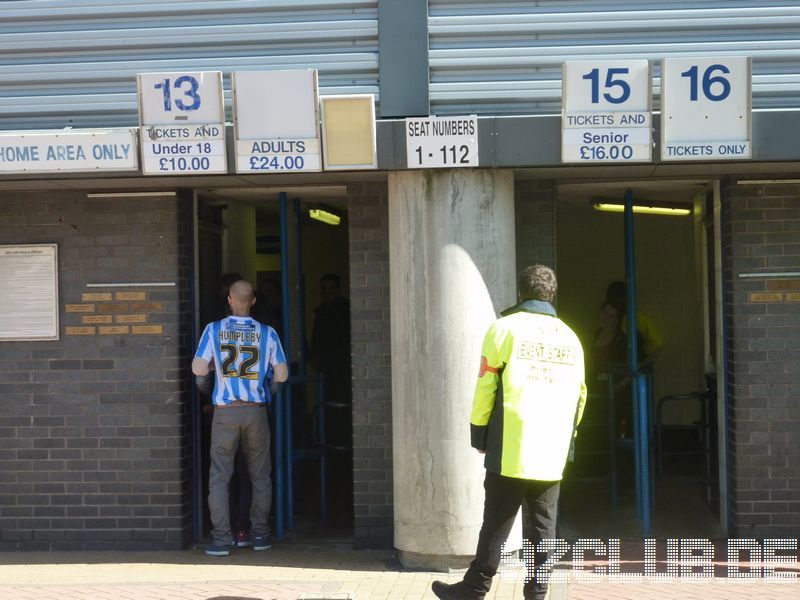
[431,265,587,600]
[605,280,663,359]
[310,274,352,446]
[310,273,353,521]
[192,279,288,556]
[310,273,351,412]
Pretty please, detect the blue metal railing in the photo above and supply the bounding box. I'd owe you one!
[275,191,290,539]
[285,373,329,525]
[624,189,651,536]
[274,192,331,536]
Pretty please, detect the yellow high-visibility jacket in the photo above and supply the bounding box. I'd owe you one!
[470,300,588,481]
[621,311,663,357]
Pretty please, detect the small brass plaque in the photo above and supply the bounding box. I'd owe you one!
[131,301,163,312]
[65,304,95,313]
[132,325,163,334]
[116,314,147,324]
[749,292,784,302]
[65,326,96,335]
[99,326,130,335]
[83,315,113,324]
[98,302,130,314]
[787,292,800,302]
[766,279,800,291]
[115,292,146,301]
[81,293,113,302]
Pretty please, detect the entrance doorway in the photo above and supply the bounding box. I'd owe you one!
[192,186,353,544]
[554,179,726,539]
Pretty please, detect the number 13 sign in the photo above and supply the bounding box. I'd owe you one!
[137,71,227,175]
[661,57,751,161]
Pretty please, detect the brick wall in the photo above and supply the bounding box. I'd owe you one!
[722,179,800,537]
[515,179,557,272]
[0,190,193,550]
[347,183,393,549]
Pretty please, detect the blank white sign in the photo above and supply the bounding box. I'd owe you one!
[233,70,319,139]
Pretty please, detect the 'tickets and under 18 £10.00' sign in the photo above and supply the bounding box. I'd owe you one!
[137,71,227,175]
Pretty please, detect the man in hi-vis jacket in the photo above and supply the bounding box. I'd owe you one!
[432,265,587,600]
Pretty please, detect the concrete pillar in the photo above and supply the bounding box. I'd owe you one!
[389,169,516,570]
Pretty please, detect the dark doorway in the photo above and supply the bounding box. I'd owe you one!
[192,187,353,545]
[553,180,724,539]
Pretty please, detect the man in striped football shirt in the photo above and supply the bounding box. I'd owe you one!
[192,279,288,556]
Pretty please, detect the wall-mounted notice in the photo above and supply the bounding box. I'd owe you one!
[562,60,652,163]
[320,95,377,170]
[0,130,137,173]
[405,115,478,168]
[137,71,227,175]
[233,70,321,173]
[0,244,58,340]
[661,57,751,161]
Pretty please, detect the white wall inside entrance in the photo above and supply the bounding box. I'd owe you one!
[224,201,258,281]
[556,194,705,425]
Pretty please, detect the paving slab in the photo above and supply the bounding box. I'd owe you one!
[0,541,797,600]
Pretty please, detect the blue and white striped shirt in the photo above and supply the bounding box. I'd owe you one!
[194,316,286,406]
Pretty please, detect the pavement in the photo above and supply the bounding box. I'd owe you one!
[0,539,798,600]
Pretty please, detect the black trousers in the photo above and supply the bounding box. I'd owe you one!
[463,470,560,600]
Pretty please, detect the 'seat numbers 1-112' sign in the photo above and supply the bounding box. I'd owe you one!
[405,116,479,169]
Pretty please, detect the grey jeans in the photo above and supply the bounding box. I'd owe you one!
[208,405,271,545]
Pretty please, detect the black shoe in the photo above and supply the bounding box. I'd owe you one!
[431,580,485,600]
[523,584,548,600]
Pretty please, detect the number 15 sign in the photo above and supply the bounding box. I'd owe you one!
[661,57,751,161]
[137,71,227,175]
[562,60,652,163]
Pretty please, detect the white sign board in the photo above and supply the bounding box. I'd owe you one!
[406,116,478,168]
[0,244,59,340]
[562,60,652,163]
[661,57,751,161]
[233,70,321,173]
[137,71,227,175]
[0,130,137,173]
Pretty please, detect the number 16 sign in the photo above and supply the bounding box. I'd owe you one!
[137,71,227,175]
[661,57,751,161]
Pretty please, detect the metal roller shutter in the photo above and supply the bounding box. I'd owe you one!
[429,0,800,115]
[0,0,378,129]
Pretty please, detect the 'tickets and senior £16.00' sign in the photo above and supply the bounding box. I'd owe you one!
[562,60,652,163]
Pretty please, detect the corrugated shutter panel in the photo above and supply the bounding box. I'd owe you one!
[429,0,800,115]
[0,0,378,129]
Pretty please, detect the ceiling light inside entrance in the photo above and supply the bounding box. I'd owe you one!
[591,200,692,216]
[309,208,341,225]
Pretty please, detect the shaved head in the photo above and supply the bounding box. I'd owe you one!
[229,280,255,302]
[227,280,256,316]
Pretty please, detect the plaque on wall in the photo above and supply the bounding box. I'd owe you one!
[0,244,59,340]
